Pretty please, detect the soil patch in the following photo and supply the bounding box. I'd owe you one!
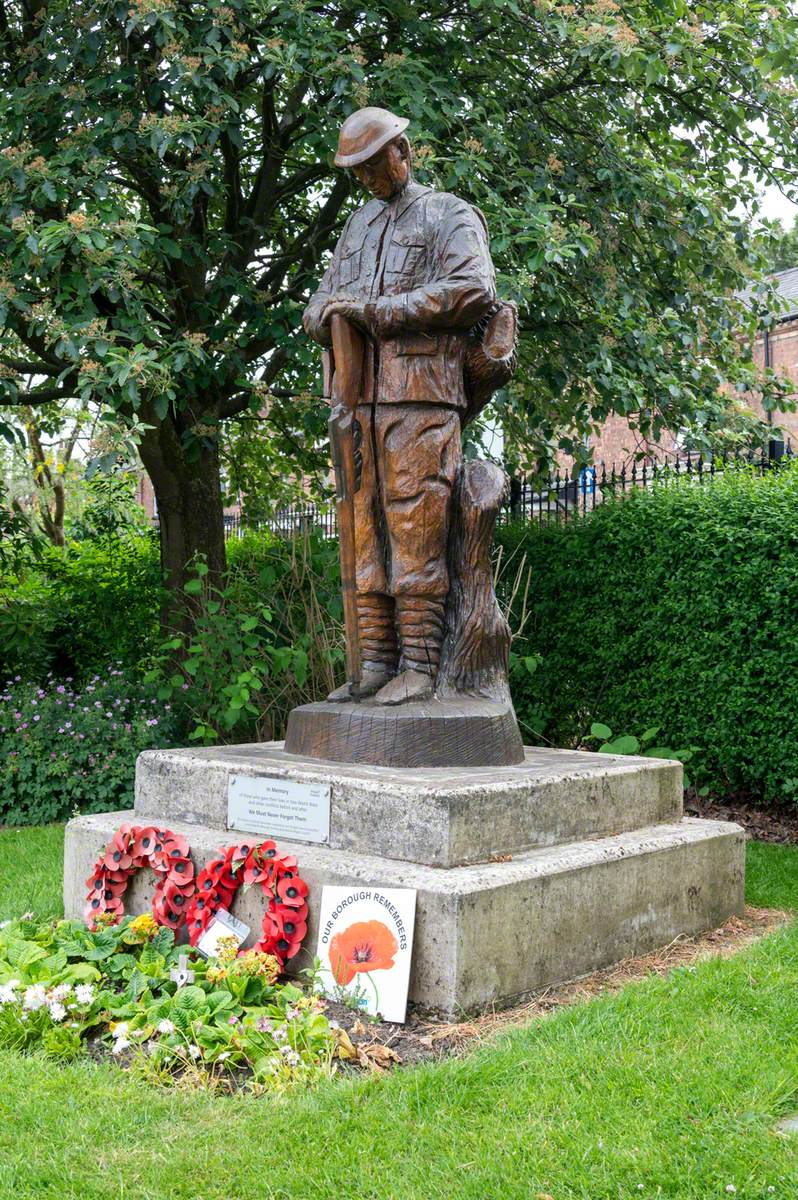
[686,792,798,845]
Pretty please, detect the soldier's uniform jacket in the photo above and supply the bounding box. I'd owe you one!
[304,180,496,411]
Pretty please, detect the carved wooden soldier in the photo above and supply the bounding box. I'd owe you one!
[304,107,502,706]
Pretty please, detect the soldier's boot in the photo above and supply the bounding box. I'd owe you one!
[372,596,445,706]
[327,593,398,702]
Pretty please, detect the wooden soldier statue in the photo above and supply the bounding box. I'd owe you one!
[303,107,515,713]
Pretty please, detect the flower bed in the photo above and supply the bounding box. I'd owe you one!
[0,670,181,824]
[0,914,336,1089]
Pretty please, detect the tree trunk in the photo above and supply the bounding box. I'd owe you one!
[139,418,227,636]
[438,459,512,703]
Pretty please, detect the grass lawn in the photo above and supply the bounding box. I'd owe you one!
[0,827,797,1200]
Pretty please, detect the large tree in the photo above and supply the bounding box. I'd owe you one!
[1,0,797,621]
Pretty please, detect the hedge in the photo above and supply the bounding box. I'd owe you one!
[0,535,164,680]
[497,462,798,802]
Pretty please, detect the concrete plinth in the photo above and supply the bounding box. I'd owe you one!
[64,810,744,1017]
[134,743,683,867]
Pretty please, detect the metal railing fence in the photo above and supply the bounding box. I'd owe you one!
[153,439,794,541]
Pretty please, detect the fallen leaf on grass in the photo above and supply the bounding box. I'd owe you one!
[351,1019,368,1038]
[332,1027,358,1061]
[357,1042,401,1071]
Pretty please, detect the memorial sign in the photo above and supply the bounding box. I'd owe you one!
[227,774,331,844]
[315,885,417,1023]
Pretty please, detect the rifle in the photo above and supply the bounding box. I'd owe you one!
[327,314,365,689]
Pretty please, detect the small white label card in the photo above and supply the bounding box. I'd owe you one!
[227,774,331,845]
[196,908,250,960]
[315,886,417,1023]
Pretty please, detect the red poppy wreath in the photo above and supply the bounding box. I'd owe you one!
[185,839,309,967]
[84,823,196,930]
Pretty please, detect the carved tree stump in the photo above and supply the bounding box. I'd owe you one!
[438,459,512,703]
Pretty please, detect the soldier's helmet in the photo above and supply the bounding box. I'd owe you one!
[334,107,410,169]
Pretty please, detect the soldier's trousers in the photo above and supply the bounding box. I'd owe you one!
[353,402,461,602]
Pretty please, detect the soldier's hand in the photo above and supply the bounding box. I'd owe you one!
[323,299,370,333]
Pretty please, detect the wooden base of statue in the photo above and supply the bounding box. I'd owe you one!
[284,696,523,768]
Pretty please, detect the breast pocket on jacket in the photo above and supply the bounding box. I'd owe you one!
[338,246,362,286]
[384,235,426,285]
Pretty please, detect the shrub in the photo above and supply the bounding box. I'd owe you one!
[0,536,163,680]
[0,670,181,825]
[148,532,344,743]
[496,462,798,803]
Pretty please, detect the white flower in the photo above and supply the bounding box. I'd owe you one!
[281,1048,300,1067]
[725,1189,737,1195]
[0,979,20,1005]
[156,1019,175,1035]
[48,1001,67,1022]
[188,1044,201,1059]
[217,1051,231,1062]
[112,1036,131,1055]
[273,1025,287,1042]
[328,1019,340,1030]
[285,1005,301,1021]
[0,920,10,929]
[74,984,94,1006]
[111,1021,129,1039]
[50,983,71,1002]
[23,984,47,1011]
[21,912,33,921]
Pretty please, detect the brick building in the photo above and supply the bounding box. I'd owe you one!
[746,266,798,446]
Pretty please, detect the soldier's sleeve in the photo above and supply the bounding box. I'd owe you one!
[302,215,353,347]
[302,260,336,348]
[370,199,496,336]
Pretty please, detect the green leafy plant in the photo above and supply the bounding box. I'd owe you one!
[0,915,336,1089]
[146,533,343,743]
[0,535,163,680]
[584,723,696,788]
[1,0,797,634]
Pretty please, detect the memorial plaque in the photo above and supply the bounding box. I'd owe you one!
[227,774,331,844]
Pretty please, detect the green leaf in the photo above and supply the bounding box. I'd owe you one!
[600,735,641,756]
[590,723,613,740]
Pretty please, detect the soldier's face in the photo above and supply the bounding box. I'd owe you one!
[353,140,410,200]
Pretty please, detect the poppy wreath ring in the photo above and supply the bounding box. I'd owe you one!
[185,838,309,967]
[84,823,196,930]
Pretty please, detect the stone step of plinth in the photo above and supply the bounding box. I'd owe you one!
[64,811,744,1018]
[134,743,683,868]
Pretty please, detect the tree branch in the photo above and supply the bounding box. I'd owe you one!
[217,345,289,419]
[0,383,79,406]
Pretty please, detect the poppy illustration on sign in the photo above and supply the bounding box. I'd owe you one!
[328,920,398,986]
